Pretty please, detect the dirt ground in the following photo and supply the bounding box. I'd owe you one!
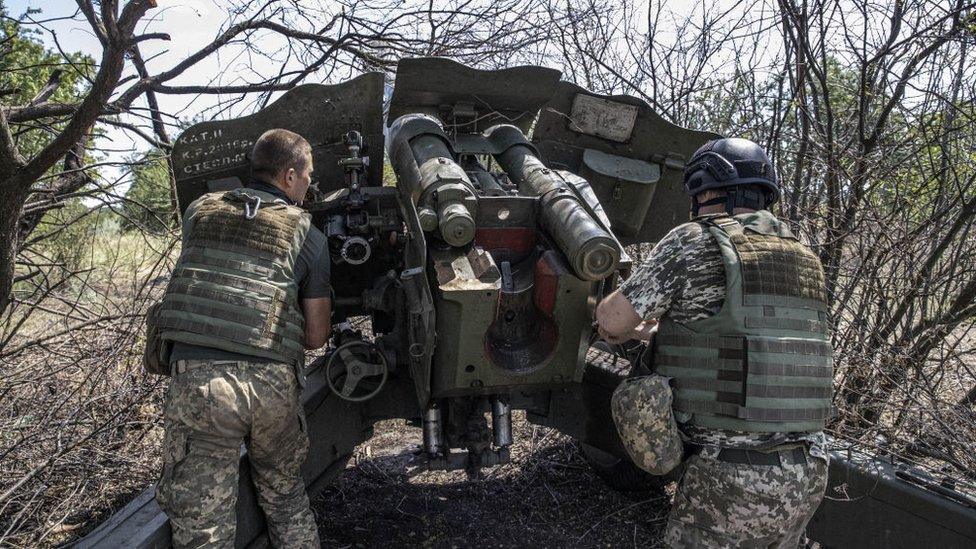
[312,412,671,548]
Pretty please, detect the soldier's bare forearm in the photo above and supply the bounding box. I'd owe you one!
[301,297,332,349]
[595,290,643,340]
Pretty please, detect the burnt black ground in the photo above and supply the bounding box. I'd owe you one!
[311,413,671,548]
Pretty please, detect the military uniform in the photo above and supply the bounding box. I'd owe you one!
[617,211,830,549]
[155,182,329,548]
[157,359,317,548]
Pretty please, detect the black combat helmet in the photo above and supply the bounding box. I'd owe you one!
[683,137,780,215]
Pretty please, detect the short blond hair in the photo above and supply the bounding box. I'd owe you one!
[249,128,312,181]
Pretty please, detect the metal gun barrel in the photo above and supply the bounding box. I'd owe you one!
[388,114,477,247]
[487,125,620,280]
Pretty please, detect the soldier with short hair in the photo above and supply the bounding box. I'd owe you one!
[596,137,832,548]
[155,128,330,548]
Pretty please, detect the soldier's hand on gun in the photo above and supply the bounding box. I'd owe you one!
[631,319,658,341]
[613,320,656,343]
[597,324,627,345]
[596,319,657,345]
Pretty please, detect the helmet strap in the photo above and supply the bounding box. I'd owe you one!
[725,188,737,215]
[736,187,767,211]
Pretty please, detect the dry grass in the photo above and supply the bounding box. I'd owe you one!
[314,413,670,548]
[0,228,175,548]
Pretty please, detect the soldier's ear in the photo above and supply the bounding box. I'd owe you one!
[283,167,297,185]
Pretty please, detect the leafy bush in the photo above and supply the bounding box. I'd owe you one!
[120,152,176,234]
[28,200,101,275]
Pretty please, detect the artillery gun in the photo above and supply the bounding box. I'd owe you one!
[78,58,976,548]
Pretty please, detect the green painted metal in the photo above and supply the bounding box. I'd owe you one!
[533,81,720,244]
[388,57,561,133]
[429,246,593,398]
[580,149,661,236]
[171,73,386,214]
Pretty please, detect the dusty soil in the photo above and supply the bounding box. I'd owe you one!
[312,413,671,548]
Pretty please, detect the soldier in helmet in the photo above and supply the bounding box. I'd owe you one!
[154,128,330,548]
[596,137,831,548]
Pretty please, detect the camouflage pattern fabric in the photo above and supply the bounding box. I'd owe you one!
[618,218,726,323]
[685,427,829,462]
[156,359,319,549]
[610,374,684,475]
[618,214,830,546]
[665,449,828,548]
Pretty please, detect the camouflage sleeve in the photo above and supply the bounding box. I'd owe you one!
[618,224,694,320]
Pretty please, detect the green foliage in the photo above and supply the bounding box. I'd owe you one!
[382,161,397,186]
[30,200,100,273]
[0,2,95,158]
[121,152,176,233]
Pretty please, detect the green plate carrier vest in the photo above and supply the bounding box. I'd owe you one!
[157,188,311,365]
[653,212,833,433]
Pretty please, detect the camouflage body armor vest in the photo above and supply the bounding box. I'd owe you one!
[653,211,833,433]
[157,188,311,365]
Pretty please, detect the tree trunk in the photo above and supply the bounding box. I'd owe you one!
[0,179,28,315]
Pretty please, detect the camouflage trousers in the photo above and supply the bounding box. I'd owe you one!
[156,359,320,549]
[665,447,828,548]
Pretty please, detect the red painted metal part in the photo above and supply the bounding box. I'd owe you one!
[474,227,536,255]
[533,252,564,316]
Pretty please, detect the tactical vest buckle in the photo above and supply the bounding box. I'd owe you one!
[243,195,263,219]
